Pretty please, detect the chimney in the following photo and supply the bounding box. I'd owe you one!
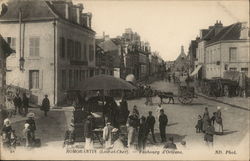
[104,35,110,41]
[76,4,83,24]
[65,2,69,19]
[200,29,208,39]
[214,20,223,35]
[86,12,92,28]
[240,22,249,39]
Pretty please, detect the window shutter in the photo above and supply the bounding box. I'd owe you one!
[39,70,43,89]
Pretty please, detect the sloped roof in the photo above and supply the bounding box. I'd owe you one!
[202,27,215,41]
[99,39,119,52]
[0,0,95,32]
[111,38,122,46]
[0,34,15,57]
[207,23,243,45]
[0,0,56,21]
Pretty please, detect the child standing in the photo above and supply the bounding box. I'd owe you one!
[195,115,203,133]
[23,123,31,147]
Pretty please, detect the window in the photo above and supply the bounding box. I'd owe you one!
[29,70,39,89]
[101,69,105,74]
[83,43,87,60]
[62,70,66,89]
[89,44,94,61]
[81,70,86,80]
[241,68,248,73]
[29,37,40,56]
[74,70,78,88]
[60,37,65,58]
[67,39,74,59]
[229,67,237,71]
[75,41,81,60]
[229,47,237,62]
[69,70,73,88]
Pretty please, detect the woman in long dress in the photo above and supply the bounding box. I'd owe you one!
[202,107,210,132]
[214,106,223,135]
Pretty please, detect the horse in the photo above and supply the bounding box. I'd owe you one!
[155,90,175,104]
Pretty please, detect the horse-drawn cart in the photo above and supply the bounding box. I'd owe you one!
[177,83,196,104]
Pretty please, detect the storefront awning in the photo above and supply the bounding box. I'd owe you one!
[190,65,202,76]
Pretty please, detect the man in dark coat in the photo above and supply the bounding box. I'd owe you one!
[127,110,140,148]
[13,93,22,115]
[138,116,147,150]
[41,95,50,116]
[146,111,156,143]
[119,98,129,125]
[159,109,168,142]
[204,120,215,147]
[22,93,29,117]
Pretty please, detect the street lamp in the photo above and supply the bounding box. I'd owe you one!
[19,57,25,71]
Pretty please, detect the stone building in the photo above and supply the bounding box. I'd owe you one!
[0,0,95,105]
[194,21,250,79]
[95,44,113,76]
[173,45,188,74]
[205,22,250,79]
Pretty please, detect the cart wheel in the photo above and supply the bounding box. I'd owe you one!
[178,95,193,104]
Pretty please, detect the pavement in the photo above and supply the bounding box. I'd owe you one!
[196,92,250,111]
[2,80,249,159]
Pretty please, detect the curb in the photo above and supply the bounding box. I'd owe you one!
[197,93,250,111]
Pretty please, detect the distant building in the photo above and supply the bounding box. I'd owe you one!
[95,44,113,75]
[0,0,95,105]
[173,45,188,73]
[97,36,125,78]
[195,21,224,79]
[194,21,250,79]
[165,60,174,72]
[187,37,199,73]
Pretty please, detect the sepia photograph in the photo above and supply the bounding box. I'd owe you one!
[0,0,249,160]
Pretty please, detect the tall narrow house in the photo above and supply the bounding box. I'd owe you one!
[0,0,96,106]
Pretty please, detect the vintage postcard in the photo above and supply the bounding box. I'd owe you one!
[0,0,249,160]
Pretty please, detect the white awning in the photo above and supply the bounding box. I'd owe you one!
[190,65,202,76]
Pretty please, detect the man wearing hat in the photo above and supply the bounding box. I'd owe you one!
[215,106,223,135]
[138,116,147,150]
[146,111,156,143]
[41,95,50,116]
[159,109,168,142]
[25,112,36,144]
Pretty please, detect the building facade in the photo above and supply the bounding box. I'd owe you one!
[0,0,95,105]
[205,22,250,79]
[95,44,113,76]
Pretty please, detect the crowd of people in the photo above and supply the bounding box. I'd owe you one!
[69,99,175,151]
[1,93,51,150]
[195,106,224,147]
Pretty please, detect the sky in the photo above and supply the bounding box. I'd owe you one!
[74,0,249,61]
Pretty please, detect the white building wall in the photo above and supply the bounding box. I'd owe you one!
[0,21,55,105]
[205,40,250,79]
